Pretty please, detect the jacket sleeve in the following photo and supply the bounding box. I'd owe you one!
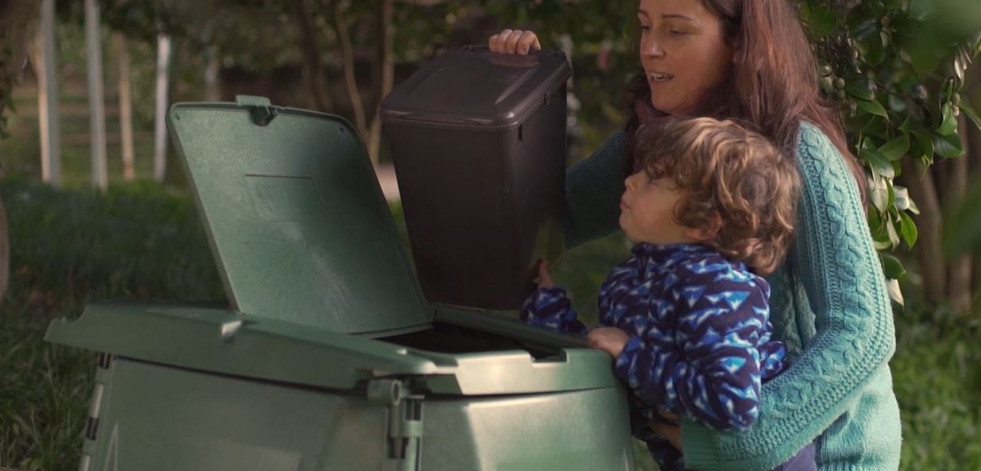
[564,130,631,248]
[681,124,898,471]
[614,271,769,431]
[520,286,588,336]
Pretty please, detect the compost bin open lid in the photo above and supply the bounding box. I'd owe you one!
[167,97,431,335]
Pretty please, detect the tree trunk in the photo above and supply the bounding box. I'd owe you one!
[966,73,981,314]
[292,0,333,111]
[903,158,947,303]
[1,0,37,303]
[36,0,61,186]
[85,0,108,191]
[366,0,394,165]
[153,33,171,182]
[204,41,220,102]
[115,33,135,181]
[334,0,368,138]
[0,190,7,302]
[946,114,973,313]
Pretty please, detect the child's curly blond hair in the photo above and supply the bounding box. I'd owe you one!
[633,117,801,275]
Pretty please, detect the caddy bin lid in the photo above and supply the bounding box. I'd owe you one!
[166,97,431,335]
[380,46,571,128]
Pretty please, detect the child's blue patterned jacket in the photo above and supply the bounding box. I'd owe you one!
[522,243,787,470]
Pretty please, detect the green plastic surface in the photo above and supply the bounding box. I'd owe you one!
[167,98,430,335]
[48,97,636,470]
[45,301,620,394]
[79,358,633,471]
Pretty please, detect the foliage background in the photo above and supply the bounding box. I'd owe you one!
[1,1,981,470]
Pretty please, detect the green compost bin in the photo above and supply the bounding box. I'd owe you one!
[45,96,635,471]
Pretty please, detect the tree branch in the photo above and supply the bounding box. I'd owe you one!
[902,158,947,303]
[291,0,333,111]
[367,0,394,165]
[947,114,973,313]
[333,0,369,139]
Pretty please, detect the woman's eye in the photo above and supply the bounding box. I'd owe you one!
[669,30,688,37]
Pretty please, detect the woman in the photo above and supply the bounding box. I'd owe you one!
[489,1,902,470]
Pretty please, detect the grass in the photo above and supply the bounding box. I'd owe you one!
[0,178,222,470]
[0,177,979,470]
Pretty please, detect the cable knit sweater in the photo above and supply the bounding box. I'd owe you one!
[563,122,901,471]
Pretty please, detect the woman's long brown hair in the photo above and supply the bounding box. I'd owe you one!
[623,0,867,202]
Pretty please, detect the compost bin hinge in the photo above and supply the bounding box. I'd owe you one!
[79,353,114,471]
[367,378,424,471]
[235,95,278,127]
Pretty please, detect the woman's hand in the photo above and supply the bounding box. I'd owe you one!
[488,29,541,54]
[587,327,631,358]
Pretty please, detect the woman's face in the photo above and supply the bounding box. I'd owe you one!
[637,0,733,115]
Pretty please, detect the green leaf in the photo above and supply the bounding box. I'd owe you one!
[886,279,904,306]
[933,132,965,158]
[861,148,896,178]
[909,0,934,21]
[913,130,935,161]
[893,185,911,211]
[868,175,890,212]
[865,30,888,66]
[878,134,910,160]
[908,197,920,215]
[953,48,970,85]
[886,216,901,247]
[898,117,912,134]
[900,211,918,247]
[856,99,889,119]
[958,102,981,131]
[881,254,907,279]
[907,41,944,77]
[938,102,958,136]
[804,5,836,38]
[846,81,875,101]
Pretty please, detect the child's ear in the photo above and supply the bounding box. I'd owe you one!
[683,213,723,242]
[683,226,716,242]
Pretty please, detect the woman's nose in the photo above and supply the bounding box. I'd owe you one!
[641,36,664,58]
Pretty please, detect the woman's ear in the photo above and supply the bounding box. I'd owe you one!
[728,36,742,64]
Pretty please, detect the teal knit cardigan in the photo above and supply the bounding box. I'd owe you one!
[563,122,902,471]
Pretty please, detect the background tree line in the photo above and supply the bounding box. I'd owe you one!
[2,0,981,311]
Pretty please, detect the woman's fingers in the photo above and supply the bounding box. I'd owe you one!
[517,31,541,54]
[503,30,525,53]
[487,29,510,52]
[488,29,540,54]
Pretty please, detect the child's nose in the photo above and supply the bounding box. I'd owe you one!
[625,173,639,190]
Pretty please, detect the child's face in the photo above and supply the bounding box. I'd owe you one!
[619,171,698,245]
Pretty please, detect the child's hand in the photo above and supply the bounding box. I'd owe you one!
[649,420,683,451]
[536,259,554,288]
[587,327,631,358]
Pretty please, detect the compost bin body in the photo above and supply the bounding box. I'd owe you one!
[45,49,634,471]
